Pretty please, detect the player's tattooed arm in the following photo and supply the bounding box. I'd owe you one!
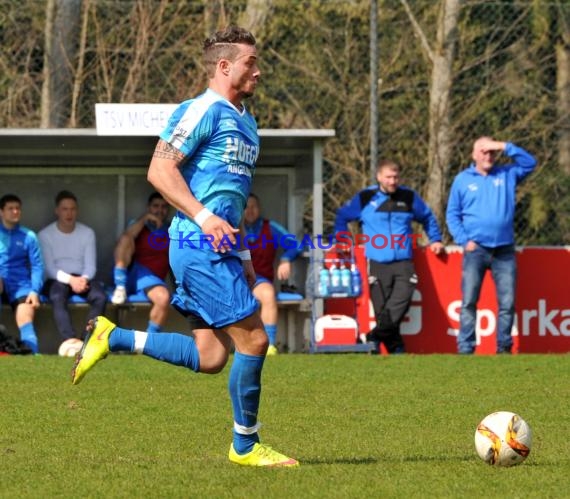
[153,139,186,162]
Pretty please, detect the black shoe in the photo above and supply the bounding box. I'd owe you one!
[365,329,380,343]
[497,347,512,354]
[281,283,299,294]
[389,345,406,354]
[368,341,380,355]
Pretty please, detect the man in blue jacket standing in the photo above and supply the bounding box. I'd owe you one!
[335,160,443,353]
[446,137,537,354]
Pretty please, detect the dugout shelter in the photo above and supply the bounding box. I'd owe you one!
[0,112,335,353]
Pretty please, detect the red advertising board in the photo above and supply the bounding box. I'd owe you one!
[340,246,570,354]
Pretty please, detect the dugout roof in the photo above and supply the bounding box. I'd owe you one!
[0,127,335,238]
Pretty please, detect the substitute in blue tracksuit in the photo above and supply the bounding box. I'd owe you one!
[335,159,444,353]
[0,194,43,353]
[446,138,537,354]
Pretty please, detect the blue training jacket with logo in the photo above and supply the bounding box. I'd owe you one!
[334,185,442,263]
[445,143,537,248]
[0,223,44,295]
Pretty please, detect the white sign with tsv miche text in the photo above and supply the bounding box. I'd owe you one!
[95,103,178,136]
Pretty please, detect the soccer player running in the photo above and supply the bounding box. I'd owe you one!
[72,25,298,467]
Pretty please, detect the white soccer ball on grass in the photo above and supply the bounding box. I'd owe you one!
[474,411,532,466]
[58,338,84,358]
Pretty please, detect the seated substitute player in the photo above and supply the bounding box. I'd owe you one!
[110,192,171,334]
[0,194,43,353]
[71,25,298,468]
[38,190,107,340]
[243,193,302,355]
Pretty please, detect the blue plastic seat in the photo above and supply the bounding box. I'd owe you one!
[39,294,87,304]
[126,292,150,304]
[106,290,150,304]
[68,295,88,304]
[277,291,303,302]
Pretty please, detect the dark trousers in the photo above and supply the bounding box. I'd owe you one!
[367,259,417,353]
[44,280,107,339]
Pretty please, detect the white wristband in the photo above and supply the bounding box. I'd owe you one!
[238,250,252,261]
[194,207,214,228]
[56,270,72,284]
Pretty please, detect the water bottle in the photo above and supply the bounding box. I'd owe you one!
[350,263,362,296]
[318,266,331,297]
[330,263,341,292]
[340,264,352,295]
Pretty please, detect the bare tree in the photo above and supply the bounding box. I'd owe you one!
[554,1,570,243]
[70,0,90,127]
[556,3,570,176]
[203,0,228,38]
[240,0,274,33]
[0,0,566,243]
[400,0,462,222]
[41,0,82,127]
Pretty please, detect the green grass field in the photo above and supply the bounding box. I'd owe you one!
[1,353,568,498]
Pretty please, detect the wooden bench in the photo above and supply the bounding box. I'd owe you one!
[2,290,308,354]
[116,290,308,353]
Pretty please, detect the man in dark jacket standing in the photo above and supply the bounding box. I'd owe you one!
[446,137,537,354]
[335,159,443,353]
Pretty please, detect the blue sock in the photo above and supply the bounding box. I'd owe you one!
[265,324,277,346]
[147,321,161,334]
[108,327,135,352]
[113,266,128,288]
[109,328,200,372]
[143,332,200,372]
[229,351,265,454]
[19,322,38,354]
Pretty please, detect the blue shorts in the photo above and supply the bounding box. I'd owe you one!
[127,262,167,294]
[169,244,258,329]
[2,277,33,306]
[253,275,272,288]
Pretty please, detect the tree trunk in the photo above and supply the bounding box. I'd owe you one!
[203,0,227,39]
[424,0,461,223]
[557,42,570,175]
[69,0,89,128]
[40,0,82,128]
[240,0,273,33]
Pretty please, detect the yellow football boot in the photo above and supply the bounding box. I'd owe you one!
[229,443,299,467]
[266,344,279,356]
[71,316,116,385]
